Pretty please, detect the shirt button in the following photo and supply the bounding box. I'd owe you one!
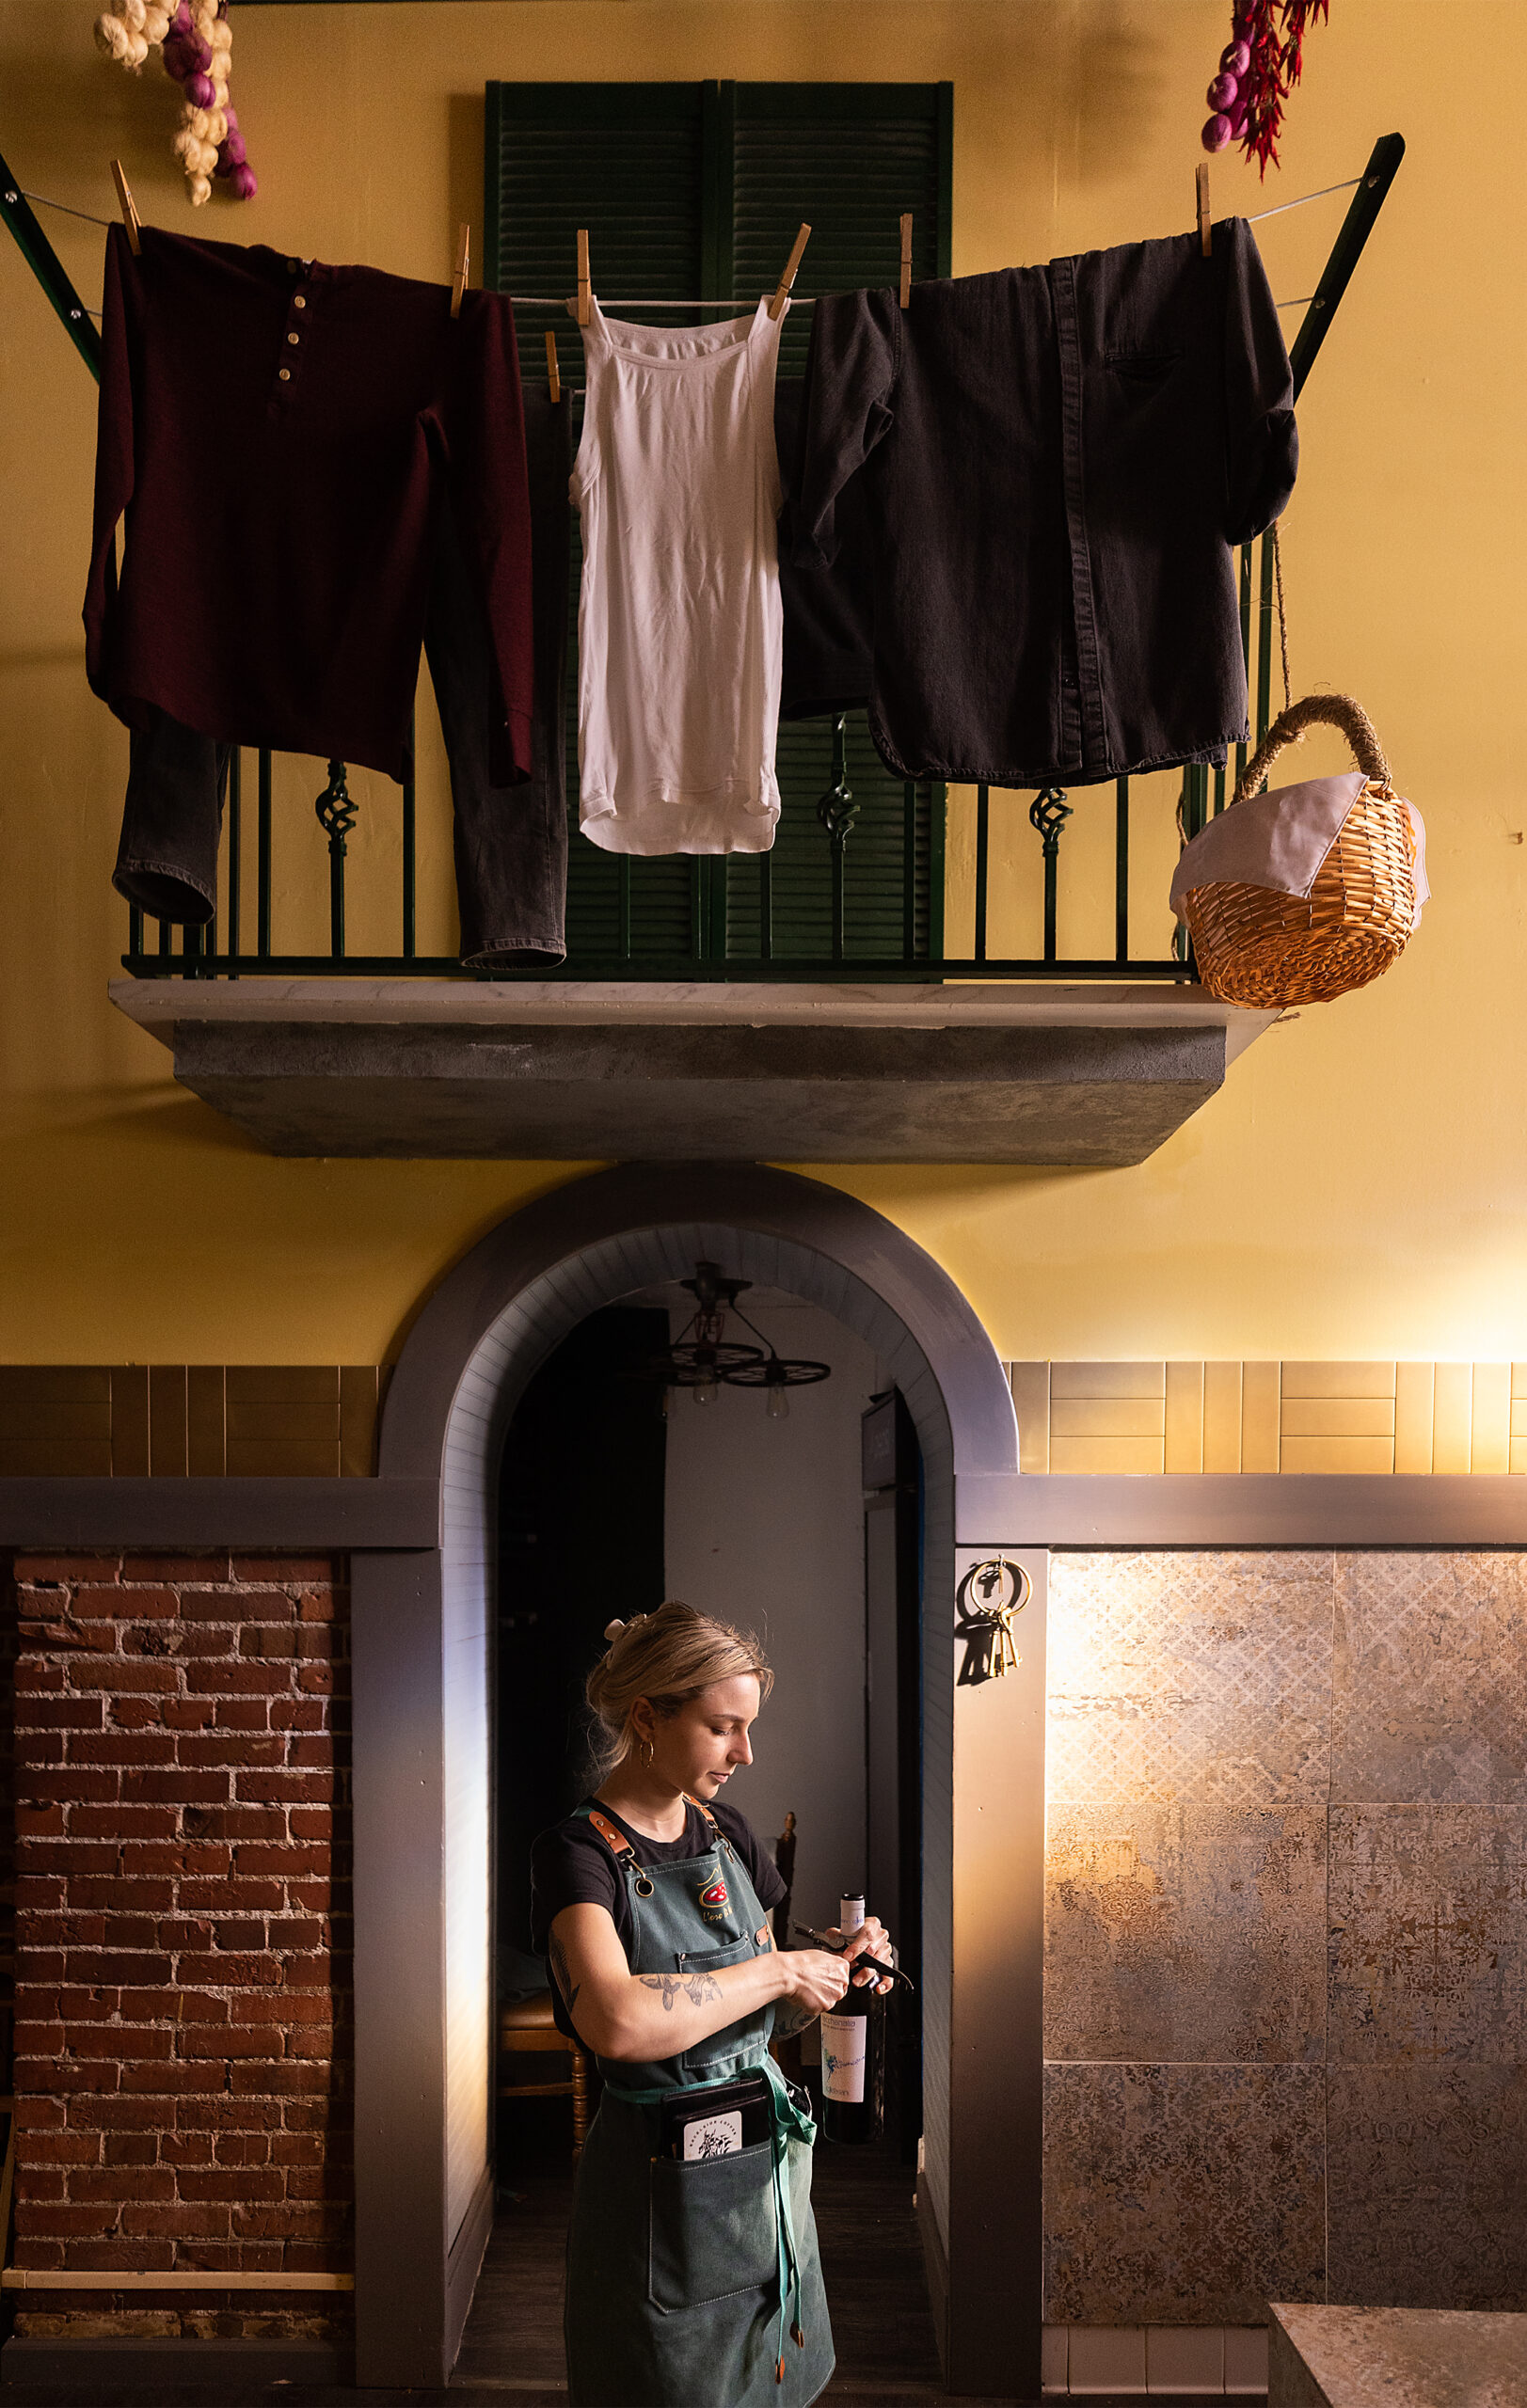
[293,294,307,309]
[287,331,300,345]
[278,367,291,382]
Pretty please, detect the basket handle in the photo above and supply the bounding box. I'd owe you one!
[1232,692,1392,806]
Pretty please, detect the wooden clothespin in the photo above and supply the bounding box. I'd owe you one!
[545,328,561,404]
[450,222,470,319]
[769,222,811,323]
[576,229,591,328]
[899,213,913,309]
[110,158,141,258]
[1196,160,1212,258]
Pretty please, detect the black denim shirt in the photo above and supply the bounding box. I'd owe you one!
[791,217,1297,787]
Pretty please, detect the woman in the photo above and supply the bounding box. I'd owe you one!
[531,1600,896,2408]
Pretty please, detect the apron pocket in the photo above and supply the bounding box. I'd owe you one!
[675,1935,768,2078]
[648,2139,777,2312]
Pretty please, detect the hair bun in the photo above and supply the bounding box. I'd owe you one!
[603,1618,626,1642]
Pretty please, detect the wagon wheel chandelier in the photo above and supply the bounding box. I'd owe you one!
[649,1261,831,1422]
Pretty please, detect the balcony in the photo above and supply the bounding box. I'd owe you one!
[0,135,1400,1162]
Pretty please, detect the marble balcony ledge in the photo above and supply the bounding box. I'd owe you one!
[108,976,1280,1164]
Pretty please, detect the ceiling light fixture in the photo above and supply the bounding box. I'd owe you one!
[646,1261,831,1420]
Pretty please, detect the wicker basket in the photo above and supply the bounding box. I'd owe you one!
[1181,694,1418,1008]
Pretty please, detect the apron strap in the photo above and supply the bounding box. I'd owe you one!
[580,1805,634,1858]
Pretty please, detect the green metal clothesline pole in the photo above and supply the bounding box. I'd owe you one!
[0,145,102,380]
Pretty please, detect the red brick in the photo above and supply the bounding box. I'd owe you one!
[15,1664,67,1693]
[162,1700,217,1731]
[71,2099,160,2132]
[184,1665,292,1697]
[177,2168,286,2203]
[68,1661,177,1695]
[108,1699,160,1733]
[72,1735,177,1768]
[175,1955,280,1988]
[16,2171,67,2205]
[269,1702,326,1734]
[103,2134,158,2166]
[70,2167,177,2204]
[178,2026,282,2061]
[244,1995,331,2027]
[212,1702,270,1733]
[17,1807,67,1840]
[78,1586,178,1622]
[230,1558,335,1585]
[23,1701,106,1732]
[178,1736,282,1769]
[120,1772,231,1806]
[120,2205,231,2239]
[119,1554,230,1582]
[13,1556,120,1584]
[179,1879,283,1912]
[69,1814,184,1849]
[62,1953,172,1987]
[119,2059,223,2096]
[236,1773,328,1805]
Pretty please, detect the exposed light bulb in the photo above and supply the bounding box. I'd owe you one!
[766,1382,790,1422]
[692,1377,719,1408]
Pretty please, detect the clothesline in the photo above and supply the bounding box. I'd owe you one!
[11,163,1364,326]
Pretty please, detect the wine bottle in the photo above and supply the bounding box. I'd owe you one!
[820,1893,878,2144]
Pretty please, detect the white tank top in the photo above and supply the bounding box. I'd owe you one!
[570,296,786,857]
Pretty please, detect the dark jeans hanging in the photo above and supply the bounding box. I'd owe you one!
[112,389,571,968]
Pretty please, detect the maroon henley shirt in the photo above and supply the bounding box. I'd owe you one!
[85,222,534,785]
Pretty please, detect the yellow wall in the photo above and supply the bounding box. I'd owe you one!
[1,0,1521,1368]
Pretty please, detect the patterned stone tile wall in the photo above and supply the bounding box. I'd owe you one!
[1043,1550,1527,2331]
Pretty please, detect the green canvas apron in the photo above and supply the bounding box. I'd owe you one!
[563,1798,835,2408]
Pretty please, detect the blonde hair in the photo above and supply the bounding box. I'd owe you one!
[585,1600,773,1777]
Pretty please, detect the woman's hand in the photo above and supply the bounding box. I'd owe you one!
[778,1947,853,2020]
[824,1912,897,1996]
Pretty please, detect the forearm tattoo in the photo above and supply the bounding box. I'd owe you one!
[638,1971,724,2012]
[549,1930,581,2017]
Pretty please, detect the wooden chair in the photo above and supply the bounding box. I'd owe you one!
[498,1989,590,2153]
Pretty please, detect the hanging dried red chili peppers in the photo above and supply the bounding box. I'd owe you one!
[1201,1,1330,175]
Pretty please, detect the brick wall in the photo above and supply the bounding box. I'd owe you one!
[9,1553,352,2343]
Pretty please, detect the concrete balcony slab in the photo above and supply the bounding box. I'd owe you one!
[109,978,1281,1164]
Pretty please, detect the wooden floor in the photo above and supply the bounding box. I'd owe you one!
[453,2124,956,2400]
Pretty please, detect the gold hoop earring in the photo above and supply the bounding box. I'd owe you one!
[640,1735,654,1769]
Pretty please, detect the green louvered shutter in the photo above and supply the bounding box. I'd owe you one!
[484,81,950,974]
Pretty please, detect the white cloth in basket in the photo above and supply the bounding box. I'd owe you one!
[1169,769,1428,927]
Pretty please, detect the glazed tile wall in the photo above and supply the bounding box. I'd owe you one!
[1009,1362,1527,1474]
[0,1367,383,1477]
[1043,1549,1527,2349]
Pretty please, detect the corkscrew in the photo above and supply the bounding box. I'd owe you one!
[790,1922,915,1993]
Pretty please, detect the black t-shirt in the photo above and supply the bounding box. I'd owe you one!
[529,1798,787,2041]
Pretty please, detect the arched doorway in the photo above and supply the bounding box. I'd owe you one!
[349,1164,1041,2397]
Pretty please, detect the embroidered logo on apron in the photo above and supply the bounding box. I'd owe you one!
[698,1876,729,1914]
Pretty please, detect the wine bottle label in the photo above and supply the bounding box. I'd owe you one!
[839,1894,866,1934]
[821,2009,867,2104]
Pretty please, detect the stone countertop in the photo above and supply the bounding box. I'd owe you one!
[1270,2304,1527,2408]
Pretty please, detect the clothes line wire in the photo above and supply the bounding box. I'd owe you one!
[1247,173,1360,223]
[18,188,112,227]
[8,178,1341,326]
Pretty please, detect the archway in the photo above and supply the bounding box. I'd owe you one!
[349,1164,1041,2397]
